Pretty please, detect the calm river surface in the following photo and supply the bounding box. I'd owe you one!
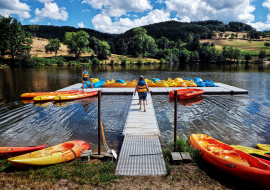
[0,63,270,151]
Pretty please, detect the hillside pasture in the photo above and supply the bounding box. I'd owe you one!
[200,39,270,55]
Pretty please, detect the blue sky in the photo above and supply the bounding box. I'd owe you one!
[1,0,270,33]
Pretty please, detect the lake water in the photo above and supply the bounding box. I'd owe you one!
[0,63,270,151]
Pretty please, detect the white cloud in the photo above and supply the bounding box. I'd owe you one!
[82,9,91,12]
[92,9,173,33]
[165,0,255,23]
[262,0,270,10]
[249,22,270,31]
[0,0,31,20]
[30,2,68,22]
[180,16,191,22]
[82,0,152,17]
[78,21,85,28]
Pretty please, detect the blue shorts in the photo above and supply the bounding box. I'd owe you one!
[138,92,147,101]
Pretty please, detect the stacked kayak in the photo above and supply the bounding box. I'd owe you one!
[53,90,99,101]
[189,134,270,189]
[103,79,136,88]
[21,90,79,98]
[169,89,205,99]
[33,90,84,102]
[231,145,270,165]
[8,140,90,168]
[258,144,270,151]
[0,145,46,158]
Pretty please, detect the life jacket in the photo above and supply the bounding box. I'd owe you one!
[138,81,147,92]
[83,71,88,78]
[90,77,94,83]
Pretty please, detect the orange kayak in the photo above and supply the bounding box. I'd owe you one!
[169,89,204,99]
[189,134,270,189]
[53,91,99,101]
[8,140,90,168]
[0,145,46,158]
[20,90,79,98]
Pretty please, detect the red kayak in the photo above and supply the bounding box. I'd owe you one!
[169,89,205,99]
[0,145,47,158]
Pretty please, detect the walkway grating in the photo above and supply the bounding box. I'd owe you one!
[115,135,167,175]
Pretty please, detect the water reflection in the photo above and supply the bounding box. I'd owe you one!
[0,64,270,150]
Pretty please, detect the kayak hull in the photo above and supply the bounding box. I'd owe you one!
[8,140,90,168]
[0,145,46,158]
[189,134,270,189]
[258,144,270,151]
[21,90,79,98]
[33,90,84,102]
[169,89,205,99]
[53,91,99,101]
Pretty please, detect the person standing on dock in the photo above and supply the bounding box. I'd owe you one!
[134,76,150,112]
[81,68,89,89]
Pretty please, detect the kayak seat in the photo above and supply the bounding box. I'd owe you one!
[220,151,249,165]
[198,139,209,148]
[207,144,223,152]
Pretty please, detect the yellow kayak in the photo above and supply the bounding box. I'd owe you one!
[33,90,84,102]
[231,145,270,158]
[258,144,270,151]
[8,140,90,168]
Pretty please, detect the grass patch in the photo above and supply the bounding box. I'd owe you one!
[0,159,119,188]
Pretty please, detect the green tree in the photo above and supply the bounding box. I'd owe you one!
[248,38,253,43]
[242,34,246,39]
[28,25,39,38]
[0,16,32,62]
[45,38,60,57]
[219,33,223,39]
[224,33,229,39]
[259,49,267,62]
[64,30,90,60]
[235,33,238,39]
[128,27,157,57]
[245,54,252,62]
[264,42,270,48]
[89,36,110,59]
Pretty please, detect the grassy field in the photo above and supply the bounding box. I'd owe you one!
[30,38,160,64]
[201,38,270,55]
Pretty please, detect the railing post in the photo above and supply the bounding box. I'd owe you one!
[98,90,101,155]
[174,90,177,152]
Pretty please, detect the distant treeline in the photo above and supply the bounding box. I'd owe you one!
[22,25,116,42]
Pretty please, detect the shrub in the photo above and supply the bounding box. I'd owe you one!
[69,61,77,66]
[55,56,65,66]
[121,58,127,65]
[92,57,100,65]
[110,59,114,65]
[160,58,166,64]
[137,58,143,65]
[129,60,133,65]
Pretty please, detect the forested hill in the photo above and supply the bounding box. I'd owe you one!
[22,25,116,42]
[23,20,255,43]
[117,20,255,42]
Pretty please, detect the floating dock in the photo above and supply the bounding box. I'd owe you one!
[58,83,248,176]
[59,82,248,95]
